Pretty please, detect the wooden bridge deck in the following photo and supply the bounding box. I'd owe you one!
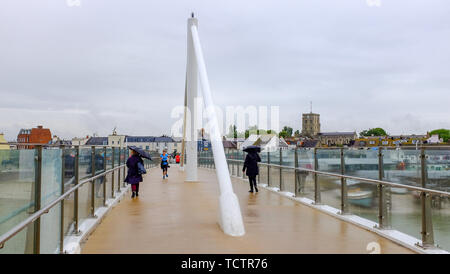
[81,166,413,254]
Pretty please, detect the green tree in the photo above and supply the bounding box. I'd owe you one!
[430,129,450,143]
[281,126,293,137]
[244,126,277,138]
[294,130,300,136]
[227,124,237,138]
[279,130,289,138]
[359,128,388,137]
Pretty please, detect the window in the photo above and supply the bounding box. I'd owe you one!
[112,141,114,145]
[369,141,376,145]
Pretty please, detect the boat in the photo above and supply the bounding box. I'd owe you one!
[390,186,409,195]
[385,177,410,195]
[347,187,374,208]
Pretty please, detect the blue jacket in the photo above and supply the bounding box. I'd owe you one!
[124,155,143,185]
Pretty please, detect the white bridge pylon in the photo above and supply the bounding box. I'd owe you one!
[181,15,245,237]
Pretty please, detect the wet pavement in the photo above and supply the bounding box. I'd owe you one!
[81,166,413,254]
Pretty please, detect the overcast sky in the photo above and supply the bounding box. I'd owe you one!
[1,0,449,141]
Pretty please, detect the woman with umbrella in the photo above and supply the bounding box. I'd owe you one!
[125,146,151,198]
[242,145,261,193]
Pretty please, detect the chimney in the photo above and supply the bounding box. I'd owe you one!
[37,125,43,129]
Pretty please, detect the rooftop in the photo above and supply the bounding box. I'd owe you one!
[318,132,356,136]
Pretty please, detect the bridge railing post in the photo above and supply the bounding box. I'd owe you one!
[111,147,115,198]
[237,150,240,177]
[123,147,127,187]
[73,146,80,235]
[90,146,96,218]
[59,145,65,253]
[340,148,349,215]
[294,148,298,197]
[376,147,391,229]
[242,151,246,179]
[103,147,107,207]
[313,148,321,205]
[267,151,271,187]
[33,145,42,254]
[279,148,283,191]
[418,148,435,248]
[117,148,121,192]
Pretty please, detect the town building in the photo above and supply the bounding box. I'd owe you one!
[301,112,320,137]
[318,132,357,147]
[284,137,304,148]
[354,134,429,148]
[124,135,178,154]
[427,134,444,145]
[0,133,10,167]
[49,135,72,146]
[299,139,319,148]
[72,136,91,146]
[224,137,246,149]
[108,134,126,148]
[242,134,288,152]
[85,137,108,146]
[0,133,9,150]
[171,137,183,154]
[17,125,52,149]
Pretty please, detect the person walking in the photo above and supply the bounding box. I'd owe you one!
[160,149,170,179]
[124,149,144,198]
[242,149,261,193]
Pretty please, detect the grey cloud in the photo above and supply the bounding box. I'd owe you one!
[1,0,450,140]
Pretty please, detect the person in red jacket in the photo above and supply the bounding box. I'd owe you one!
[175,154,180,164]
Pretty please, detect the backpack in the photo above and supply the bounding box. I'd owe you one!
[137,161,147,174]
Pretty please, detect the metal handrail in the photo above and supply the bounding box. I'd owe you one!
[295,146,450,150]
[0,142,127,148]
[214,158,450,198]
[0,164,126,248]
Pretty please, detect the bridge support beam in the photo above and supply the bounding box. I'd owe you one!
[185,16,198,182]
[188,15,245,236]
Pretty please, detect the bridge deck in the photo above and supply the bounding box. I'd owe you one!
[81,166,413,254]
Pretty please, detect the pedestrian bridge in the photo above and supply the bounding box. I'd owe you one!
[80,165,411,254]
[1,15,449,254]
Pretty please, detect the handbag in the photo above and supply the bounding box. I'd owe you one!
[137,161,147,174]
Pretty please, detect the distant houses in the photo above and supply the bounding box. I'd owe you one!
[0,133,9,150]
[317,132,358,147]
[17,125,52,149]
[241,134,288,152]
[78,133,182,154]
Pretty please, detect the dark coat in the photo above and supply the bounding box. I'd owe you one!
[124,155,143,185]
[243,152,261,177]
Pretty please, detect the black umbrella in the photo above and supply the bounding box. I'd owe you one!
[128,146,152,160]
[243,145,261,153]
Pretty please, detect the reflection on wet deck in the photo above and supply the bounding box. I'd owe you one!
[81,166,413,254]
